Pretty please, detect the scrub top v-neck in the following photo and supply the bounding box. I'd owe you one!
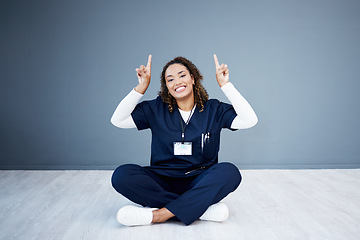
[131,96,237,177]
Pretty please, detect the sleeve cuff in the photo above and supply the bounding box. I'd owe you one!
[221,82,235,96]
[132,88,144,97]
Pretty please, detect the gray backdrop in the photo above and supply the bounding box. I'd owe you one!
[1,0,360,170]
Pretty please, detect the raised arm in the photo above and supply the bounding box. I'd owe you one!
[214,54,258,129]
[110,55,152,128]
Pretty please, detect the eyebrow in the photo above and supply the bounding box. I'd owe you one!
[166,70,186,79]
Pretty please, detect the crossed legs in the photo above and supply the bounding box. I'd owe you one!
[111,163,241,226]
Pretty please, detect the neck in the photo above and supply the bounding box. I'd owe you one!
[176,94,195,112]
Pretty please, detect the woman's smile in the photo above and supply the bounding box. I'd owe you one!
[175,85,186,92]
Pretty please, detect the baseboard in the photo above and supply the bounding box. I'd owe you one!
[1,164,360,170]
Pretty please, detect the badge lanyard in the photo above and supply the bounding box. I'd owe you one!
[174,105,195,156]
[179,105,195,143]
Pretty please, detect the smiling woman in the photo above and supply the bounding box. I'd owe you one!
[159,56,209,113]
[165,64,195,106]
[110,54,258,226]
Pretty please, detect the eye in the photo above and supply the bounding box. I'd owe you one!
[180,74,186,78]
[167,79,174,82]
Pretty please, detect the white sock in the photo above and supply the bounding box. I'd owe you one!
[116,205,158,226]
[199,202,229,222]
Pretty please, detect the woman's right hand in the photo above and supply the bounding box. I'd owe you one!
[134,55,152,94]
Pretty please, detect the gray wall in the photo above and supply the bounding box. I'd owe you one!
[1,0,360,169]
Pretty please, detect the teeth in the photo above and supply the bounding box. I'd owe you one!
[175,86,185,92]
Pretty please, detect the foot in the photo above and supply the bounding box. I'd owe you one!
[152,208,175,223]
[116,205,158,226]
[199,202,229,222]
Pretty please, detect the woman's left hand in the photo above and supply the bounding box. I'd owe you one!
[214,54,229,87]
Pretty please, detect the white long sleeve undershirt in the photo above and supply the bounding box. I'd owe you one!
[110,82,258,129]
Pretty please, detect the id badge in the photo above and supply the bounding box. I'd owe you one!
[174,142,192,155]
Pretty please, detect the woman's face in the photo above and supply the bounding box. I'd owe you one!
[165,63,195,101]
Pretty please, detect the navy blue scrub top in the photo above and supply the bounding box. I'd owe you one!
[131,96,237,177]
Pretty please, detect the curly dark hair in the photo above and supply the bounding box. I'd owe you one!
[159,56,209,112]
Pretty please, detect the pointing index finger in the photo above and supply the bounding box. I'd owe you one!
[213,54,220,69]
[146,54,152,68]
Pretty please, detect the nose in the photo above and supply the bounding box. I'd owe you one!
[174,77,182,85]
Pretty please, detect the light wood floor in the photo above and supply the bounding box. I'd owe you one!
[1,169,359,240]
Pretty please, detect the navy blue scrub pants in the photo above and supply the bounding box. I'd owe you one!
[111,162,241,225]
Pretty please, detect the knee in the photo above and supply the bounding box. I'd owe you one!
[111,164,139,192]
[217,162,242,190]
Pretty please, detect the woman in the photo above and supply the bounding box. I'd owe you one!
[111,54,257,226]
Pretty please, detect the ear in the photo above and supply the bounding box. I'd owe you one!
[191,75,195,85]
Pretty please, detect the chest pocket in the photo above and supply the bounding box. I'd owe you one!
[202,131,220,160]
